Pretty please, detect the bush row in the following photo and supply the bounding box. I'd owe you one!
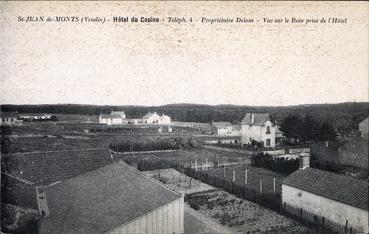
[252,153,299,174]
[109,137,199,152]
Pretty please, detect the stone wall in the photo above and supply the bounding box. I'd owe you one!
[338,137,368,169]
[282,184,368,233]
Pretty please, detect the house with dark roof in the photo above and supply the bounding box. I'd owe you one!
[38,161,184,234]
[241,113,277,147]
[282,168,368,233]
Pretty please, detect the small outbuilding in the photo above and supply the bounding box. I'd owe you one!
[282,168,368,233]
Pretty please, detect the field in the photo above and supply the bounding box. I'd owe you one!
[116,148,250,171]
[186,190,314,234]
[146,169,313,234]
[2,118,213,154]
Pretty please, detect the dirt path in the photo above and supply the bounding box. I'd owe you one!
[184,205,235,234]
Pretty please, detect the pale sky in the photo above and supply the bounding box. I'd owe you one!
[0,1,368,106]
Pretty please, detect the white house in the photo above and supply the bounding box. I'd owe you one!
[241,113,276,148]
[282,167,368,233]
[99,110,126,125]
[143,112,161,124]
[1,112,22,126]
[99,114,123,125]
[211,122,233,136]
[160,114,171,124]
[38,161,184,234]
[359,117,368,139]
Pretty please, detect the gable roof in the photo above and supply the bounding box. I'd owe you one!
[1,149,112,186]
[283,168,368,210]
[111,111,125,116]
[143,112,159,119]
[212,122,232,129]
[100,114,122,119]
[241,113,273,126]
[39,161,181,234]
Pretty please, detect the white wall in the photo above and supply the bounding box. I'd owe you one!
[160,116,171,124]
[241,120,276,147]
[282,184,368,233]
[108,196,184,234]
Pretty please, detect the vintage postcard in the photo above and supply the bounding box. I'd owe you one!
[0,1,368,234]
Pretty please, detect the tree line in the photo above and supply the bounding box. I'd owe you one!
[1,102,368,133]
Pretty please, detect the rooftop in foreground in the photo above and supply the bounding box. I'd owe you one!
[39,161,181,234]
[283,168,368,210]
[1,148,112,186]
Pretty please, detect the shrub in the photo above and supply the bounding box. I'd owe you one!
[109,137,199,153]
[251,153,299,174]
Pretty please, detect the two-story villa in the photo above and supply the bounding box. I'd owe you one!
[241,113,276,147]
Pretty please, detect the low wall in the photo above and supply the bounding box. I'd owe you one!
[310,144,339,164]
[338,137,368,169]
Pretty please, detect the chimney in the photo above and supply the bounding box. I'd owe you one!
[299,153,310,170]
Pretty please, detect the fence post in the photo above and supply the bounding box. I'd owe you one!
[345,220,348,233]
[273,178,276,194]
[195,159,198,171]
[223,165,226,178]
[259,180,263,194]
[232,170,235,183]
[245,170,248,185]
[205,158,208,170]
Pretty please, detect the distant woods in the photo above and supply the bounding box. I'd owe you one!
[1,102,368,133]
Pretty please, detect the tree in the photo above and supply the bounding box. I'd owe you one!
[302,115,321,142]
[319,122,336,142]
[280,114,303,142]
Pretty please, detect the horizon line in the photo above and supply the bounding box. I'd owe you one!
[1,101,368,108]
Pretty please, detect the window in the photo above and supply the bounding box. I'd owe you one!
[266,139,271,147]
[266,126,271,134]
